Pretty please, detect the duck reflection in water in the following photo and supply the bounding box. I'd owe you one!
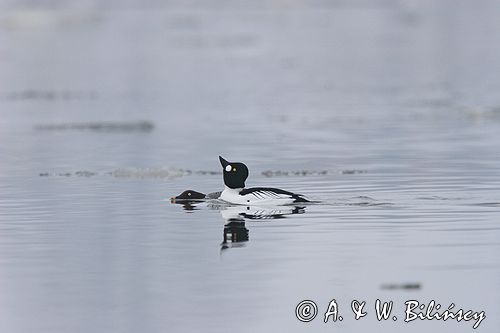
[218,205,305,251]
[171,190,305,251]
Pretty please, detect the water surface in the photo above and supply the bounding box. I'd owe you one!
[1,1,500,332]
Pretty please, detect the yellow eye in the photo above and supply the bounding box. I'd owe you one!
[233,167,237,172]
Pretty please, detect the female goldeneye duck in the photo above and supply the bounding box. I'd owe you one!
[171,190,206,202]
[218,156,309,205]
[171,190,222,202]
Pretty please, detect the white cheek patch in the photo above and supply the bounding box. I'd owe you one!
[225,165,232,172]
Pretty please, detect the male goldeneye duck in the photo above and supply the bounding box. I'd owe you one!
[218,156,309,205]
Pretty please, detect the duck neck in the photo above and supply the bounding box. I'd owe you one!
[224,185,243,194]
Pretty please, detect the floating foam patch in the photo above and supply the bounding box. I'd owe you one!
[39,168,221,179]
[341,169,368,175]
[1,90,99,101]
[261,170,368,177]
[34,121,154,132]
[381,283,421,290]
[261,170,329,177]
[0,10,101,30]
[465,106,500,120]
[109,168,188,179]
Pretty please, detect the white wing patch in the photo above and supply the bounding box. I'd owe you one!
[220,187,305,205]
[251,190,292,200]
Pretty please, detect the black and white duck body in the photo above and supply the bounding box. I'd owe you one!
[218,156,309,206]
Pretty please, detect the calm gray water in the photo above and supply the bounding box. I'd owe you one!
[1,1,500,332]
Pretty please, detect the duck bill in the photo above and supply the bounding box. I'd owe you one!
[219,156,229,168]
